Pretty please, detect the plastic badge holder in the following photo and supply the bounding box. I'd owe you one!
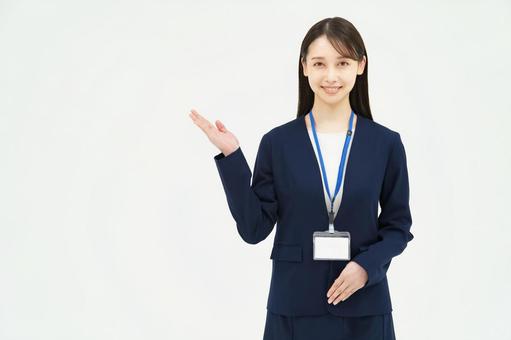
[313,230,351,261]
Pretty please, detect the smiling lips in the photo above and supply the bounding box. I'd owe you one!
[321,86,342,94]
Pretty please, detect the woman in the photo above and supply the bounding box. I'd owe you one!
[189,16,413,340]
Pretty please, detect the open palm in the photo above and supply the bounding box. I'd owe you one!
[188,109,240,156]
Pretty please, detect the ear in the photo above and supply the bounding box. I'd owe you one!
[357,55,366,75]
[301,57,308,77]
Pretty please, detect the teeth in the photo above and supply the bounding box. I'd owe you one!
[323,86,341,94]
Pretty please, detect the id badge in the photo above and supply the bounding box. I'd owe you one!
[313,230,350,261]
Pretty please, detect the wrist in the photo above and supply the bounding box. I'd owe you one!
[222,145,239,157]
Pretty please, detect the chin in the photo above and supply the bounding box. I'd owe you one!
[320,93,345,102]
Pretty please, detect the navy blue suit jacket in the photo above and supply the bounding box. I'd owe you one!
[213,113,414,317]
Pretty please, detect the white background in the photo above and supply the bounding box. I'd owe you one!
[1,1,510,339]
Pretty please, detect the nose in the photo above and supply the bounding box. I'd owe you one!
[327,68,339,82]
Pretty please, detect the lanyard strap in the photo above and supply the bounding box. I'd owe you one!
[309,109,355,233]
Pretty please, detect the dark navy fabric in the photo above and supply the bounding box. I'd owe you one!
[263,309,396,340]
[214,113,414,317]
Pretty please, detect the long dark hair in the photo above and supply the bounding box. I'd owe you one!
[297,17,373,121]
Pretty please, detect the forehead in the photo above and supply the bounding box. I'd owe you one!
[310,56,349,60]
[307,36,353,60]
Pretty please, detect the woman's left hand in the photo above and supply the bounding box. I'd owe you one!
[326,261,368,305]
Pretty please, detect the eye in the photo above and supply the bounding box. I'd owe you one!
[313,62,349,67]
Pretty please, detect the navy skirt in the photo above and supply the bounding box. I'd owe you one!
[263,309,396,340]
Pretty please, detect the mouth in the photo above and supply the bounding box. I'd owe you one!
[321,86,342,95]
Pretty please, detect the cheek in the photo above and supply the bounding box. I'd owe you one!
[308,75,325,88]
[308,70,354,84]
[346,70,359,84]
[307,80,321,92]
[307,74,320,84]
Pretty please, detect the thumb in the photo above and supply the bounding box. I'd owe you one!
[215,120,227,132]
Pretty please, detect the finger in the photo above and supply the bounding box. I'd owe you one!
[330,282,350,305]
[338,283,360,303]
[329,282,347,303]
[189,109,200,120]
[338,287,356,303]
[215,120,226,132]
[327,277,344,298]
[189,110,200,123]
[332,289,349,304]
[189,109,207,123]
[190,111,215,134]
[327,277,346,302]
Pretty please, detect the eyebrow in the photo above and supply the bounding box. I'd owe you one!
[311,56,348,60]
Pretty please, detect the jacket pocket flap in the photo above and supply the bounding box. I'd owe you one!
[270,244,303,262]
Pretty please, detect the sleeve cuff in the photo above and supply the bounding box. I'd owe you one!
[351,251,375,288]
[214,146,242,162]
[213,146,251,188]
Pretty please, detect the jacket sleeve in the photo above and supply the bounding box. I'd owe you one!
[213,132,278,245]
[352,132,414,288]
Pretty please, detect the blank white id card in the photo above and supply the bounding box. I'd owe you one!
[313,231,350,261]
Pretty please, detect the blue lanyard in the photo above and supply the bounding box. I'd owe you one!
[309,109,355,231]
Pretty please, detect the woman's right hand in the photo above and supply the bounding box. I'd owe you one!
[188,108,240,156]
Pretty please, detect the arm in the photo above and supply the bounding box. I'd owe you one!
[213,132,278,245]
[352,132,414,288]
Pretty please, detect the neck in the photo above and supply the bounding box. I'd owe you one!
[309,97,353,132]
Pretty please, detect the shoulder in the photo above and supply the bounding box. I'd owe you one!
[357,115,411,172]
[361,117,410,170]
[259,116,303,142]
[260,114,406,149]
[361,115,400,140]
[360,115,406,155]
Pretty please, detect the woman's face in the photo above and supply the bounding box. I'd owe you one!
[301,35,366,105]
